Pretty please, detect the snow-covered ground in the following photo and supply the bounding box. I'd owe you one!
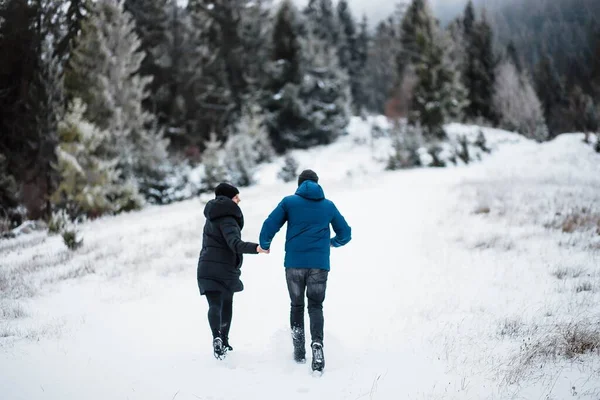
[1,118,600,399]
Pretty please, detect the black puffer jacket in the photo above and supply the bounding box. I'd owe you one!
[197,196,258,295]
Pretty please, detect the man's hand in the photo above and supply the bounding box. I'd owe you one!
[257,245,270,254]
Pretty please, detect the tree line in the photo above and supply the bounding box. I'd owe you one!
[1,0,598,229]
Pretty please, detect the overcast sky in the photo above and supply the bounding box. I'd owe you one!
[291,0,468,27]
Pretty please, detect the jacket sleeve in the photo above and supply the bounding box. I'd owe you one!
[330,204,352,248]
[220,217,259,254]
[259,199,287,250]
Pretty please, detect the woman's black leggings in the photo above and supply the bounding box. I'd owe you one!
[205,291,234,340]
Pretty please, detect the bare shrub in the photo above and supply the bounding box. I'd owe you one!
[553,207,600,234]
[575,281,594,293]
[0,217,10,235]
[0,302,28,319]
[552,267,585,280]
[47,263,96,284]
[498,318,527,338]
[473,205,491,215]
[62,229,83,250]
[507,321,600,384]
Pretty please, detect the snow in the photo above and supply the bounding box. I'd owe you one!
[1,117,600,399]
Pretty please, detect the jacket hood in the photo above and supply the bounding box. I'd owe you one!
[295,180,325,201]
[204,196,243,221]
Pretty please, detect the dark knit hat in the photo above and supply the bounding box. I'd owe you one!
[298,169,319,186]
[215,183,239,199]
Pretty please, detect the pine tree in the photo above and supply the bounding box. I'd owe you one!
[51,99,137,217]
[401,0,467,138]
[354,14,369,112]
[201,133,227,192]
[493,60,547,141]
[264,1,350,152]
[304,0,338,47]
[0,0,61,219]
[462,0,475,38]
[161,0,193,148]
[337,0,358,110]
[278,154,299,183]
[264,0,306,152]
[535,54,569,137]
[233,106,275,164]
[67,0,169,184]
[124,0,170,124]
[224,133,257,188]
[364,18,400,113]
[463,9,496,123]
[300,35,352,145]
[56,0,89,61]
[400,0,428,68]
[0,153,18,213]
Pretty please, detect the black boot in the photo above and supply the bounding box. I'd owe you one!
[292,327,306,363]
[311,341,324,372]
[213,337,225,360]
[222,337,233,352]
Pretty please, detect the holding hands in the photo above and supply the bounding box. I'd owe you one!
[257,245,270,254]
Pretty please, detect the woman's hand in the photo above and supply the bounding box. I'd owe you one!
[257,245,270,254]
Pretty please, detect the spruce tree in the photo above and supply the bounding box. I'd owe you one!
[463,10,496,123]
[124,0,170,125]
[67,0,169,184]
[0,0,61,219]
[493,60,547,141]
[51,99,135,217]
[364,19,400,113]
[202,133,227,192]
[264,0,306,152]
[535,54,569,137]
[337,0,361,113]
[401,0,467,138]
[304,0,338,47]
[264,1,350,152]
[278,155,299,183]
[224,133,257,187]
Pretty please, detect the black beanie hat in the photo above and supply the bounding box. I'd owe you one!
[215,183,239,199]
[298,169,319,186]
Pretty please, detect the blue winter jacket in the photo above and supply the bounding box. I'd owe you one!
[259,181,352,271]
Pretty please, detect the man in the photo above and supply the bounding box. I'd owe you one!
[259,170,352,372]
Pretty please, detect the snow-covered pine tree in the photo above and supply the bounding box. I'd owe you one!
[534,54,569,138]
[263,0,304,152]
[354,14,370,112]
[51,99,141,217]
[336,0,360,112]
[265,0,350,152]
[278,154,299,183]
[300,34,352,146]
[159,0,193,148]
[201,133,227,192]
[67,0,169,185]
[303,0,338,48]
[493,60,548,141]
[463,5,496,123]
[405,1,467,139]
[0,153,18,214]
[224,133,257,188]
[233,106,275,164]
[363,18,400,113]
[124,0,170,127]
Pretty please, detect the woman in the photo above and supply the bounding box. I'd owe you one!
[197,183,268,359]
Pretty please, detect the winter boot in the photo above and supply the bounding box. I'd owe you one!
[311,342,325,372]
[213,337,225,360]
[222,337,233,352]
[292,327,306,363]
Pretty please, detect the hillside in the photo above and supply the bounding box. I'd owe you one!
[1,118,599,399]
